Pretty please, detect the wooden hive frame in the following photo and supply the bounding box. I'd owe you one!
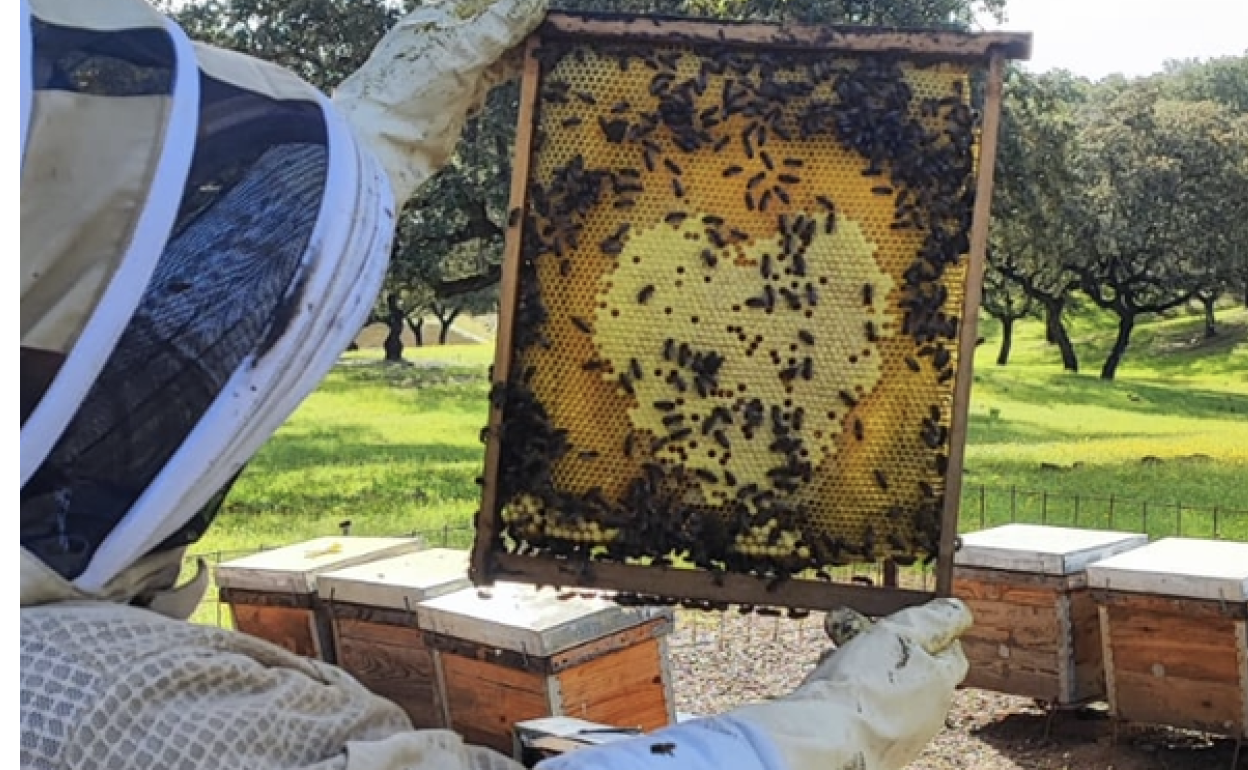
[472,12,1032,616]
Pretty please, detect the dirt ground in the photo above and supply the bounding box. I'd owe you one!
[667,612,1244,770]
[927,689,1241,770]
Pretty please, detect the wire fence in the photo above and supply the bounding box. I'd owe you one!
[958,484,1248,539]
[187,483,1248,648]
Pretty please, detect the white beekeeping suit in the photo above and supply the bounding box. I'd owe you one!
[19,0,974,768]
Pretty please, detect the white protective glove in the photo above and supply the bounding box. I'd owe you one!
[332,0,548,204]
[536,598,973,770]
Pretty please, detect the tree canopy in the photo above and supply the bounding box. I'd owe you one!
[167,0,1246,377]
[166,0,1009,358]
[983,56,1248,377]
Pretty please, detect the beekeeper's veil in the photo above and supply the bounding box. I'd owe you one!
[19,0,395,601]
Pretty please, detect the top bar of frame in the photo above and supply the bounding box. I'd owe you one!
[538,12,1032,62]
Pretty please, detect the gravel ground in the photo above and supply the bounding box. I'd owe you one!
[666,612,1243,770]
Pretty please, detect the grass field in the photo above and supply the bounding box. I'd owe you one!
[191,304,1248,567]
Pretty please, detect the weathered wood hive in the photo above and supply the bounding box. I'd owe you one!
[415,581,676,754]
[316,548,475,729]
[952,524,1148,705]
[215,536,422,662]
[1086,537,1248,738]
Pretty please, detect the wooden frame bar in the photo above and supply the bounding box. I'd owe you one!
[936,52,1006,598]
[492,553,933,616]
[537,12,1032,61]
[472,15,1023,615]
[472,36,543,587]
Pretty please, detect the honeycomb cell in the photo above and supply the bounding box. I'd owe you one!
[488,31,983,581]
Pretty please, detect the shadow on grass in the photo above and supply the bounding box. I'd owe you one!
[243,434,486,475]
[990,314,1247,381]
[319,361,489,393]
[970,707,1240,770]
[974,370,1247,421]
[1080,313,1248,377]
[967,415,1156,447]
[226,432,487,519]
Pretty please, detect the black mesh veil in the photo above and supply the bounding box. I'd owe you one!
[20,4,399,589]
[22,79,331,580]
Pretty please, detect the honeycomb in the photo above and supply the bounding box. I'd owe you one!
[486,28,985,590]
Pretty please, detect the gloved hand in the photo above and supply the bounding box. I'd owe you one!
[332,0,548,203]
[536,598,973,770]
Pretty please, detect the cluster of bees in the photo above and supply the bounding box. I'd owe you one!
[486,32,981,596]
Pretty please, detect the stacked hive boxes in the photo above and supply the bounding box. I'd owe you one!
[952,524,1148,706]
[316,548,475,728]
[220,539,678,752]
[412,582,675,753]
[1087,537,1248,740]
[215,536,423,663]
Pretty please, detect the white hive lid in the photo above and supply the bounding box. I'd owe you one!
[317,548,473,608]
[416,581,673,656]
[215,536,423,594]
[1086,537,1248,601]
[954,524,1149,575]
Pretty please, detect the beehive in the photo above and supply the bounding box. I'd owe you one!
[215,536,423,662]
[416,581,676,754]
[1087,538,1248,739]
[316,549,474,728]
[474,14,1030,614]
[952,524,1148,706]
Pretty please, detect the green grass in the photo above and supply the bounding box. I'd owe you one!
[963,305,1248,536]
[196,361,490,560]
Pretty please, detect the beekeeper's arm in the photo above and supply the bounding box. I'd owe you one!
[537,599,972,770]
[331,0,544,203]
[20,0,543,769]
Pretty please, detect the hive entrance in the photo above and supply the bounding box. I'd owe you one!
[473,14,1029,614]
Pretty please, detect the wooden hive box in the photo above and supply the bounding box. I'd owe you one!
[952,524,1148,705]
[316,548,474,729]
[215,536,423,662]
[1087,537,1248,739]
[415,582,677,754]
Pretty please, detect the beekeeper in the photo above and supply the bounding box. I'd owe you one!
[20,0,974,768]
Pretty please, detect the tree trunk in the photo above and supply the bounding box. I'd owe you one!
[383,293,405,362]
[405,315,425,347]
[1042,298,1078,372]
[996,317,1014,366]
[1100,312,1135,381]
[1200,294,1218,338]
[438,306,462,345]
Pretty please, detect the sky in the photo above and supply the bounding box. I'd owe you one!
[983,0,1248,80]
